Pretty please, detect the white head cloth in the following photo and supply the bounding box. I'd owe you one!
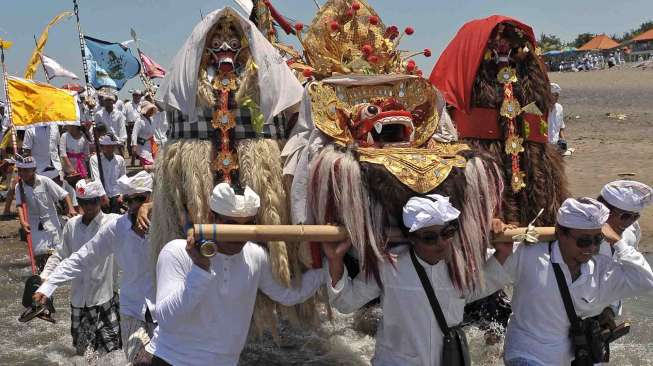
[75,179,106,199]
[601,180,653,212]
[550,83,561,94]
[209,183,260,218]
[116,171,153,196]
[402,194,461,232]
[15,156,37,169]
[158,6,303,126]
[98,135,118,146]
[557,197,609,229]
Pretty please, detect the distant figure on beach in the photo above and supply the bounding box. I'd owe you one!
[608,54,616,68]
[548,83,567,152]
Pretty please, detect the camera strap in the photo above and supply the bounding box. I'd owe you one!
[549,242,584,334]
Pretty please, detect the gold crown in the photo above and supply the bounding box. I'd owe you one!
[290,0,429,79]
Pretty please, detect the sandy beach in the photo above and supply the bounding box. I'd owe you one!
[549,66,653,251]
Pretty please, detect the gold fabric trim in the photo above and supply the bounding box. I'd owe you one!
[357,145,468,193]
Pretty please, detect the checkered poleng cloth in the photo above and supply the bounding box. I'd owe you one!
[167,104,288,140]
[70,293,121,355]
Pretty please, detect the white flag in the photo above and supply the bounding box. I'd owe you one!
[233,0,254,15]
[41,54,79,80]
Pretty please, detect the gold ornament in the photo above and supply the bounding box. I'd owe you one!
[497,66,517,84]
[212,71,239,92]
[511,171,526,192]
[500,98,521,119]
[505,135,524,155]
[211,109,237,130]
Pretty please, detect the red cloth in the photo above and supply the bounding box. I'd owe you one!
[452,108,548,143]
[429,15,537,114]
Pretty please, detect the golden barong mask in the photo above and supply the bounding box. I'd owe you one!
[309,76,468,193]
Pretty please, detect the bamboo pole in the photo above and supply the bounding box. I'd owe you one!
[193,224,556,244]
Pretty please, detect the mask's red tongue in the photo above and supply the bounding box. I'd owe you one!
[213,51,236,73]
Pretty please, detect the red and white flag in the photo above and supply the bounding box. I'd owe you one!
[138,50,166,79]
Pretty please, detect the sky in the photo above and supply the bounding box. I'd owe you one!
[1,0,652,98]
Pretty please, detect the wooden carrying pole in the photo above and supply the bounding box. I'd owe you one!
[193,224,556,244]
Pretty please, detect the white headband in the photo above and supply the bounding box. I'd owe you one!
[209,183,260,218]
[601,180,652,213]
[116,171,153,196]
[76,179,106,199]
[402,194,460,232]
[557,197,609,230]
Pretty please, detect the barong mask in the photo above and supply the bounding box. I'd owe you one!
[202,17,249,76]
[430,15,568,227]
[286,1,501,290]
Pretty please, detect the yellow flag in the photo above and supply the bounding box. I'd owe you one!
[7,76,79,128]
[24,11,73,80]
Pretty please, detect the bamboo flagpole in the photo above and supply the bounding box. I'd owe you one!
[33,35,51,81]
[72,0,106,190]
[129,28,155,96]
[1,39,38,275]
[192,224,556,244]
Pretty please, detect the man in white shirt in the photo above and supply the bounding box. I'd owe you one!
[15,156,75,272]
[503,197,653,366]
[35,171,157,364]
[597,180,652,316]
[125,90,144,166]
[131,102,158,168]
[40,179,121,355]
[22,124,63,180]
[94,93,127,146]
[323,194,514,366]
[548,83,566,150]
[90,135,126,213]
[142,183,326,366]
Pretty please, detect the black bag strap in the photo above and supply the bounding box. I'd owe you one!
[549,242,584,333]
[409,247,450,334]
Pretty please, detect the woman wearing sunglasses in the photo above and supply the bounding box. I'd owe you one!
[503,197,653,366]
[322,194,515,366]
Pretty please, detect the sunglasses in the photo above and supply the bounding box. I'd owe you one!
[617,211,640,222]
[569,233,605,248]
[124,195,147,204]
[414,221,460,242]
[77,197,100,206]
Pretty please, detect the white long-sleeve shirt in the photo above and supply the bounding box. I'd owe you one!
[94,108,127,143]
[23,125,62,173]
[146,240,326,366]
[124,100,143,123]
[504,240,653,365]
[40,212,120,307]
[328,246,511,366]
[548,103,565,144]
[152,111,168,146]
[15,175,68,254]
[131,115,155,155]
[89,153,125,198]
[37,214,156,321]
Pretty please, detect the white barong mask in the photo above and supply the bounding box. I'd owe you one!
[158,6,303,126]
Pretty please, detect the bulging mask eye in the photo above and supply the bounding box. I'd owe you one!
[360,104,380,120]
[229,39,241,50]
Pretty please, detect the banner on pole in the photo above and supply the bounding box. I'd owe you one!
[24,11,73,79]
[7,76,80,129]
[84,36,140,90]
[138,50,166,79]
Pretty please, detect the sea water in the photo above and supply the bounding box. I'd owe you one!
[1,240,651,366]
